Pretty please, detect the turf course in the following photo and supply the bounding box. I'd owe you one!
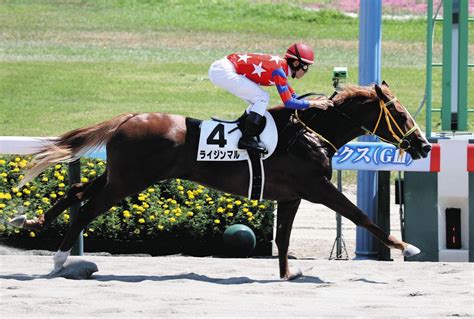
[1,0,473,135]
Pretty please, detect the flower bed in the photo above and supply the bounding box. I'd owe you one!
[0,156,275,256]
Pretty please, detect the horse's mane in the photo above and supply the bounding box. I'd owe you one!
[270,83,391,111]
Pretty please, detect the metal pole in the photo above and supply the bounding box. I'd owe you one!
[68,160,83,256]
[426,0,433,137]
[457,0,468,131]
[377,171,391,261]
[355,0,381,259]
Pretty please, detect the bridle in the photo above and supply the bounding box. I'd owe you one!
[293,92,421,154]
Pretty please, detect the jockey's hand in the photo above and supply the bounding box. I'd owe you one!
[309,99,333,110]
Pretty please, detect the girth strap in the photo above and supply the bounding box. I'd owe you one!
[247,152,265,200]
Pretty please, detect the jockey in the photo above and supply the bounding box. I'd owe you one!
[208,42,333,154]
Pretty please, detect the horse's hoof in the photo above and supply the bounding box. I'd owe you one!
[9,215,27,228]
[403,244,421,257]
[283,268,303,281]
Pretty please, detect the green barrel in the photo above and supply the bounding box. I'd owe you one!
[222,224,256,257]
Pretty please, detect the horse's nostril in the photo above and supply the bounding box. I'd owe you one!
[422,144,432,154]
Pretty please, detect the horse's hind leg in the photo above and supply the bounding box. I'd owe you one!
[51,182,125,273]
[11,173,107,231]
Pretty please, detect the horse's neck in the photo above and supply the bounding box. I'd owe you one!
[306,98,376,155]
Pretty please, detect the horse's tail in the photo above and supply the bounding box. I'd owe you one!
[19,113,137,188]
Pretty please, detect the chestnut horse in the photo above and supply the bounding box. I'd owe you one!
[11,83,431,280]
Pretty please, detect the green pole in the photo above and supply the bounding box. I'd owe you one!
[441,0,452,131]
[69,160,83,256]
[457,0,468,131]
[426,0,433,137]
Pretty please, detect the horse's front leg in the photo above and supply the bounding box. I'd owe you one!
[307,178,420,257]
[275,199,302,280]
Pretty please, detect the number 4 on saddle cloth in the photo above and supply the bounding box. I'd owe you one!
[197,112,278,200]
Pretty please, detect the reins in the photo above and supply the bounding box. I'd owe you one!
[293,91,421,154]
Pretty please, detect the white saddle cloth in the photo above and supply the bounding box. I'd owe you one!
[197,111,278,161]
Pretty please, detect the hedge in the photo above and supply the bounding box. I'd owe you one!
[0,155,275,254]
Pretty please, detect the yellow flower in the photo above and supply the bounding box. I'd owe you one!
[5,193,12,200]
[147,188,155,193]
[169,217,176,223]
[242,208,249,213]
[138,218,145,224]
[217,207,225,213]
[0,172,6,177]
[164,210,170,215]
[58,183,65,188]
[14,157,21,162]
[188,194,195,200]
[0,159,5,165]
[234,200,242,206]
[123,210,131,218]
[187,211,194,217]
[258,204,266,209]
[29,231,36,238]
[63,213,70,220]
[110,206,117,211]
[134,228,140,235]
[149,215,155,221]
[58,175,65,181]
[55,164,61,170]
[16,192,22,197]
[12,187,19,193]
[177,185,184,191]
[36,209,44,215]
[227,212,233,217]
[42,177,48,182]
[58,191,64,196]
[50,193,57,199]
[0,204,5,209]
[158,225,164,230]
[214,219,220,224]
[227,204,233,209]
[83,233,89,237]
[24,201,31,207]
[81,177,88,183]
[246,212,253,217]
[23,189,30,195]
[248,217,254,221]
[171,200,177,205]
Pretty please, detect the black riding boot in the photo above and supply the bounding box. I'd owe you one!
[238,112,268,154]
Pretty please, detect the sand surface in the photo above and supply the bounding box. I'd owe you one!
[1,186,473,317]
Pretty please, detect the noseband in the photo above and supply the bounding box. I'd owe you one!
[294,94,421,154]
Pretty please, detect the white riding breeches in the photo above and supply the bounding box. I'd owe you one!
[208,57,269,116]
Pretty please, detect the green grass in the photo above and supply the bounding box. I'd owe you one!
[0,0,473,136]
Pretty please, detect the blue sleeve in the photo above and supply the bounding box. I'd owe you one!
[271,68,310,110]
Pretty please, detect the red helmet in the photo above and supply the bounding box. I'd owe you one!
[285,43,314,64]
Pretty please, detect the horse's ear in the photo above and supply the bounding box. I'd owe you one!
[374,84,386,100]
[382,80,389,87]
